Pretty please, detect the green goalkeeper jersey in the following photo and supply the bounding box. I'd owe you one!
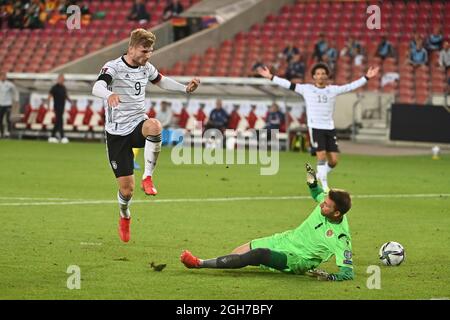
[267,185,353,270]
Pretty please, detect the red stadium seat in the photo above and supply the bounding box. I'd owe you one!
[416,15,429,27]
[382,82,398,94]
[214,68,228,77]
[399,79,414,91]
[184,66,199,76]
[415,81,430,92]
[198,68,213,77]
[431,2,442,9]
[415,94,429,105]
[280,5,290,14]
[330,2,342,11]
[398,95,415,104]
[431,70,445,82]
[367,81,380,91]
[5,0,416,78]
[431,82,445,93]
[280,8,295,20]
[229,69,243,77]
[265,14,277,23]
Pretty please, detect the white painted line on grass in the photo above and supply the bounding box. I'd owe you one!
[80,242,103,246]
[0,194,448,207]
[0,196,82,201]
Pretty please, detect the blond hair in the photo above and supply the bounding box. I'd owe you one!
[129,28,156,48]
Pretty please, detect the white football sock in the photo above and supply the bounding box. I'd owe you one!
[326,162,333,174]
[117,191,131,219]
[143,134,162,179]
[317,162,329,191]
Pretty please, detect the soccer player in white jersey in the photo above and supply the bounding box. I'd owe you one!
[92,29,200,242]
[258,63,379,190]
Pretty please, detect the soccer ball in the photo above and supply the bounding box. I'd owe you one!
[379,241,405,266]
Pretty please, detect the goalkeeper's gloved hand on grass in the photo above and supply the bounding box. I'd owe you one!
[305,163,318,188]
[305,269,332,281]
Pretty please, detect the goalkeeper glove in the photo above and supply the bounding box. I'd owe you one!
[305,163,318,188]
[305,269,333,281]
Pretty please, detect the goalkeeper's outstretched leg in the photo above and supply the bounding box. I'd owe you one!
[180,248,287,270]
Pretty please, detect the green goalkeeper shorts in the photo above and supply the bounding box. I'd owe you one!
[251,235,319,274]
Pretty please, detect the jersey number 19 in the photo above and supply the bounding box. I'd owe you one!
[317,95,328,103]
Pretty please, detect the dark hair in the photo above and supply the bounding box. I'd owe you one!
[311,62,330,77]
[328,189,352,215]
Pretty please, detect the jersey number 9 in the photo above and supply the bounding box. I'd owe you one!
[135,82,141,95]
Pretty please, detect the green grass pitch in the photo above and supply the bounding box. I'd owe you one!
[0,139,449,299]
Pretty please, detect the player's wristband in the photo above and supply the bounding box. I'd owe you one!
[364,76,369,81]
[307,181,318,188]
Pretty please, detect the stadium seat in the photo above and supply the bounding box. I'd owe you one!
[42,110,55,130]
[399,78,414,90]
[381,82,398,94]
[214,68,228,77]
[367,81,380,91]
[431,82,445,93]
[3,0,414,87]
[184,66,199,76]
[15,106,37,130]
[265,14,277,23]
[0,0,199,72]
[415,94,429,105]
[398,94,415,104]
[64,112,84,132]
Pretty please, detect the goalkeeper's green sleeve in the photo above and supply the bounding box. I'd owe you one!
[328,267,354,281]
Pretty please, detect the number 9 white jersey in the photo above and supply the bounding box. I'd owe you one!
[98,55,161,136]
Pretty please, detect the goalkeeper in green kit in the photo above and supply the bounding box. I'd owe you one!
[180,163,354,281]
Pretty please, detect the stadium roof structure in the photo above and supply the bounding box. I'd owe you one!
[7,73,303,102]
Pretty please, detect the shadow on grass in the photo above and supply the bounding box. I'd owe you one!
[172,268,314,282]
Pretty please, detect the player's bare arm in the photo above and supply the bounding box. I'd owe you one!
[107,93,121,107]
[257,66,273,79]
[365,66,380,79]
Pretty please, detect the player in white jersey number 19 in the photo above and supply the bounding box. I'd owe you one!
[258,63,379,191]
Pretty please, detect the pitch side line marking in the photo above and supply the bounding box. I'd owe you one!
[0,194,448,206]
[0,197,83,201]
